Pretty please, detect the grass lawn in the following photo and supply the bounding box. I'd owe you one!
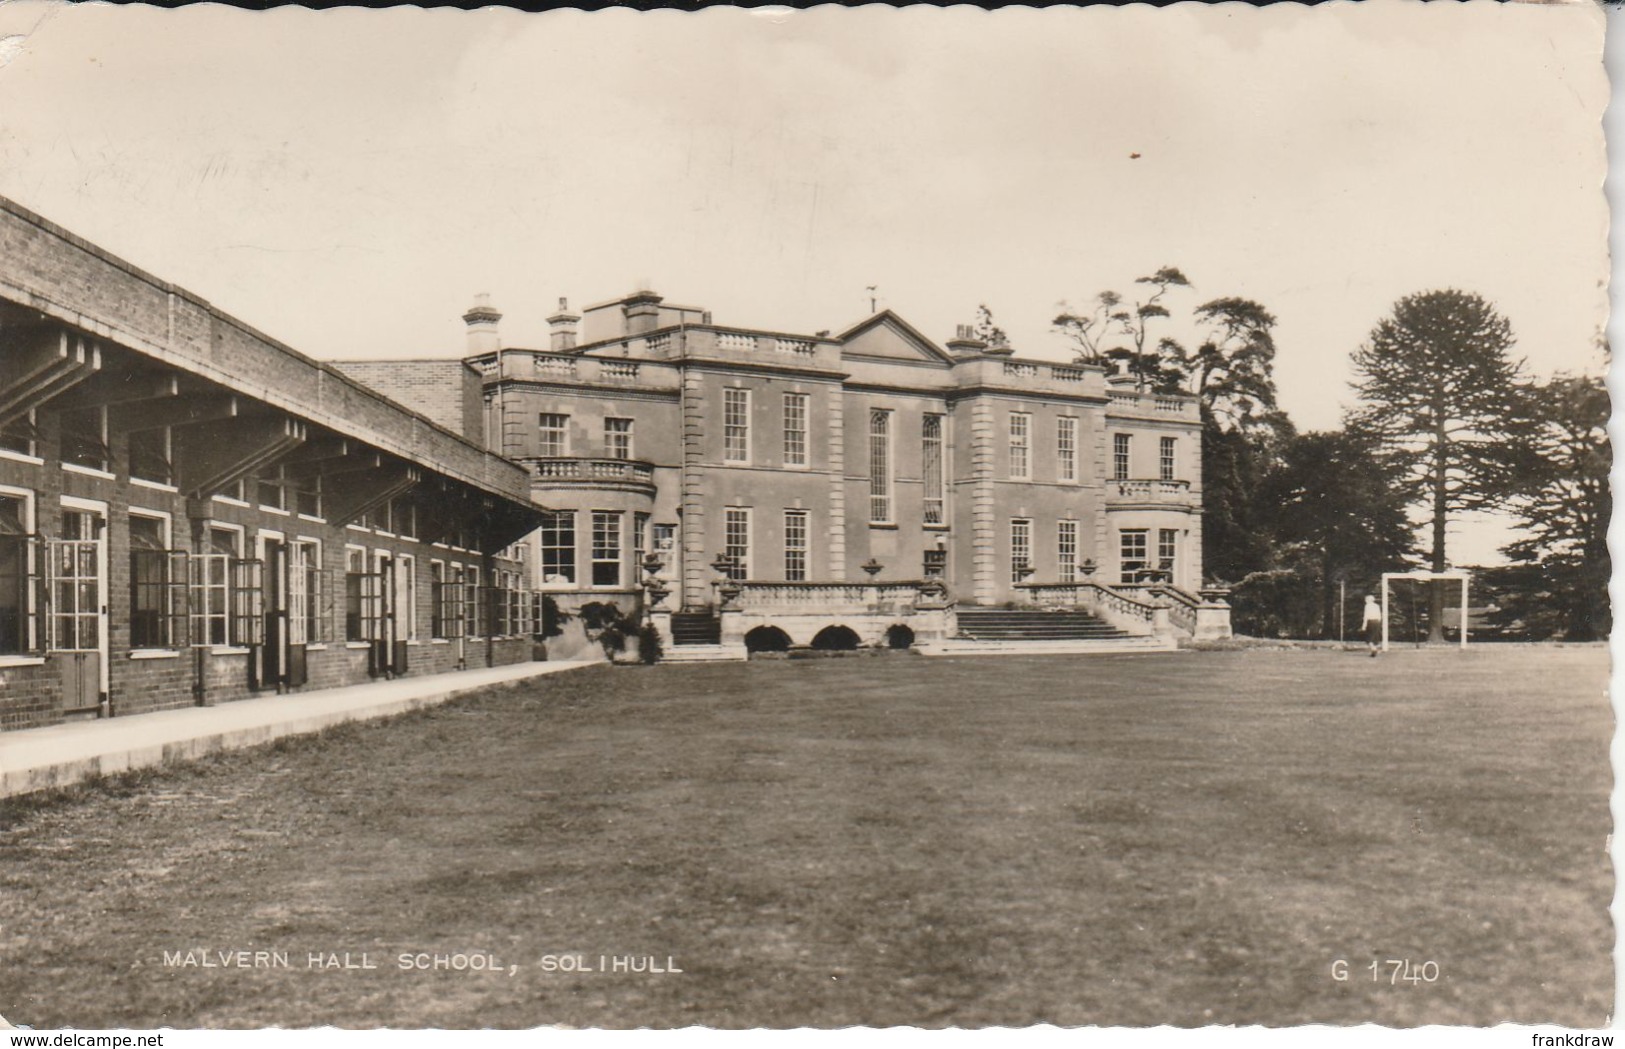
[0,647,1610,1028]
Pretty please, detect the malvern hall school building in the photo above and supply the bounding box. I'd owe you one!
[0,195,1229,733]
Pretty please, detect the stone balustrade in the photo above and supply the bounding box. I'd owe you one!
[1014,580,1170,637]
[1108,478,1194,504]
[1105,389,1198,419]
[731,580,934,615]
[519,457,657,494]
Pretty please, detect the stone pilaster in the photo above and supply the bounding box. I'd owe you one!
[679,368,709,609]
[1092,409,1110,576]
[969,399,996,604]
[827,393,846,581]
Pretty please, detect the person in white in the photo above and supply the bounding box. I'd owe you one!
[1361,595,1383,657]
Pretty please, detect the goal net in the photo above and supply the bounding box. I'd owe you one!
[1380,571,1471,650]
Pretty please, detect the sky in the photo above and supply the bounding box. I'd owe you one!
[0,0,1609,565]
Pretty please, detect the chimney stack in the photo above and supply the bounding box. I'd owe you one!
[547,296,580,352]
[462,294,502,356]
[945,323,987,357]
[622,289,664,336]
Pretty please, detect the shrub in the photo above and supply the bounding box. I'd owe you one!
[541,596,567,639]
[636,622,663,665]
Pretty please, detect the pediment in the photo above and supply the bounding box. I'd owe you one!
[836,311,955,366]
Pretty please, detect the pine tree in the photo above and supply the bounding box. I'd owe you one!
[1260,429,1417,636]
[1494,373,1611,639]
[1348,289,1529,641]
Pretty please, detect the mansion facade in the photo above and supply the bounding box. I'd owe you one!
[349,290,1227,653]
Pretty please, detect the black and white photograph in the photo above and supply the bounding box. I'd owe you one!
[0,0,1612,1035]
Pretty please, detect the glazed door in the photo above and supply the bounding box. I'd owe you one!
[260,537,287,690]
[50,509,107,716]
[368,553,394,678]
[284,541,310,689]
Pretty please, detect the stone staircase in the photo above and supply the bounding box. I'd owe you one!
[660,643,748,663]
[661,612,745,662]
[670,612,722,646]
[955,608,1131,640]
[917,607,1176,656]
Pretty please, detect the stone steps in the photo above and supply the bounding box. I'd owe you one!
[917,636,1177,656]
[670,612,722,646]
[955,609,1132,641]
[659,643,747,663]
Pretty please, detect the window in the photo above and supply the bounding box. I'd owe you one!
[288,540,324,645]
[344,546,379,643]
[1010,518,1032,583]
[229,551,265,647]
[505,570,528,637]
[591,511,622,587]
[483,569,503,638]
[868,409,892,524]
[51,510,103,653]
[605,418,634,461]
[1058,417,1078,483]
[0,491,38,656]
[1058,520,1079,584]
[462,565,481,639]
[1120,529,1148,583]
[60,405,109,473]
[129,514,184,649]
[256,467,287,512]
[633,512,649,579]
[922,414,945,525]
[724,388,750,463]
[724,507,750,581]
[293,474,322,519]
[0,409,38,459]
[1158,528,1179,576]
[782,393,808,467]
[1113,433,1132,481]
[784,509,808,582]
[397,553,417,641]
[1008,412,1031,480]
[652,523,677,568]
[539,413,570,457]
[385,497,416,539]
[1160,436,1177,482]
[189,527,239,648]
[539,511,576,586]
[130,428,172,486]
[429,561,447,639]
[440,564,468,640]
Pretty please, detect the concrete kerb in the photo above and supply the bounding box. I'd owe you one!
[0,661,594,800]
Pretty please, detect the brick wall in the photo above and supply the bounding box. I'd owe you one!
[328,360,484,443]
[0,421,538,733]
[0,196,530,504]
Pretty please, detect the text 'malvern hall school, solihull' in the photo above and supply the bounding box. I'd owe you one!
[0,195,1231,732]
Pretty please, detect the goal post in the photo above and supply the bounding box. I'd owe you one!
[1380,570,1470,651]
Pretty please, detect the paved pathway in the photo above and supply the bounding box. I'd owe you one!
[0,660,593,798]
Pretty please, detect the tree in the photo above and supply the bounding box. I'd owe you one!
[1163,297,1284,432]
[1348,289,1530,641]
[972,303,1009,350]
[1491,373,1610,639]
[1199,421,1288,585]
[1259,429,1416,636]
[1054,270,1294,591]
[1051,290,1119,363]
[1053,266,1191,390]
